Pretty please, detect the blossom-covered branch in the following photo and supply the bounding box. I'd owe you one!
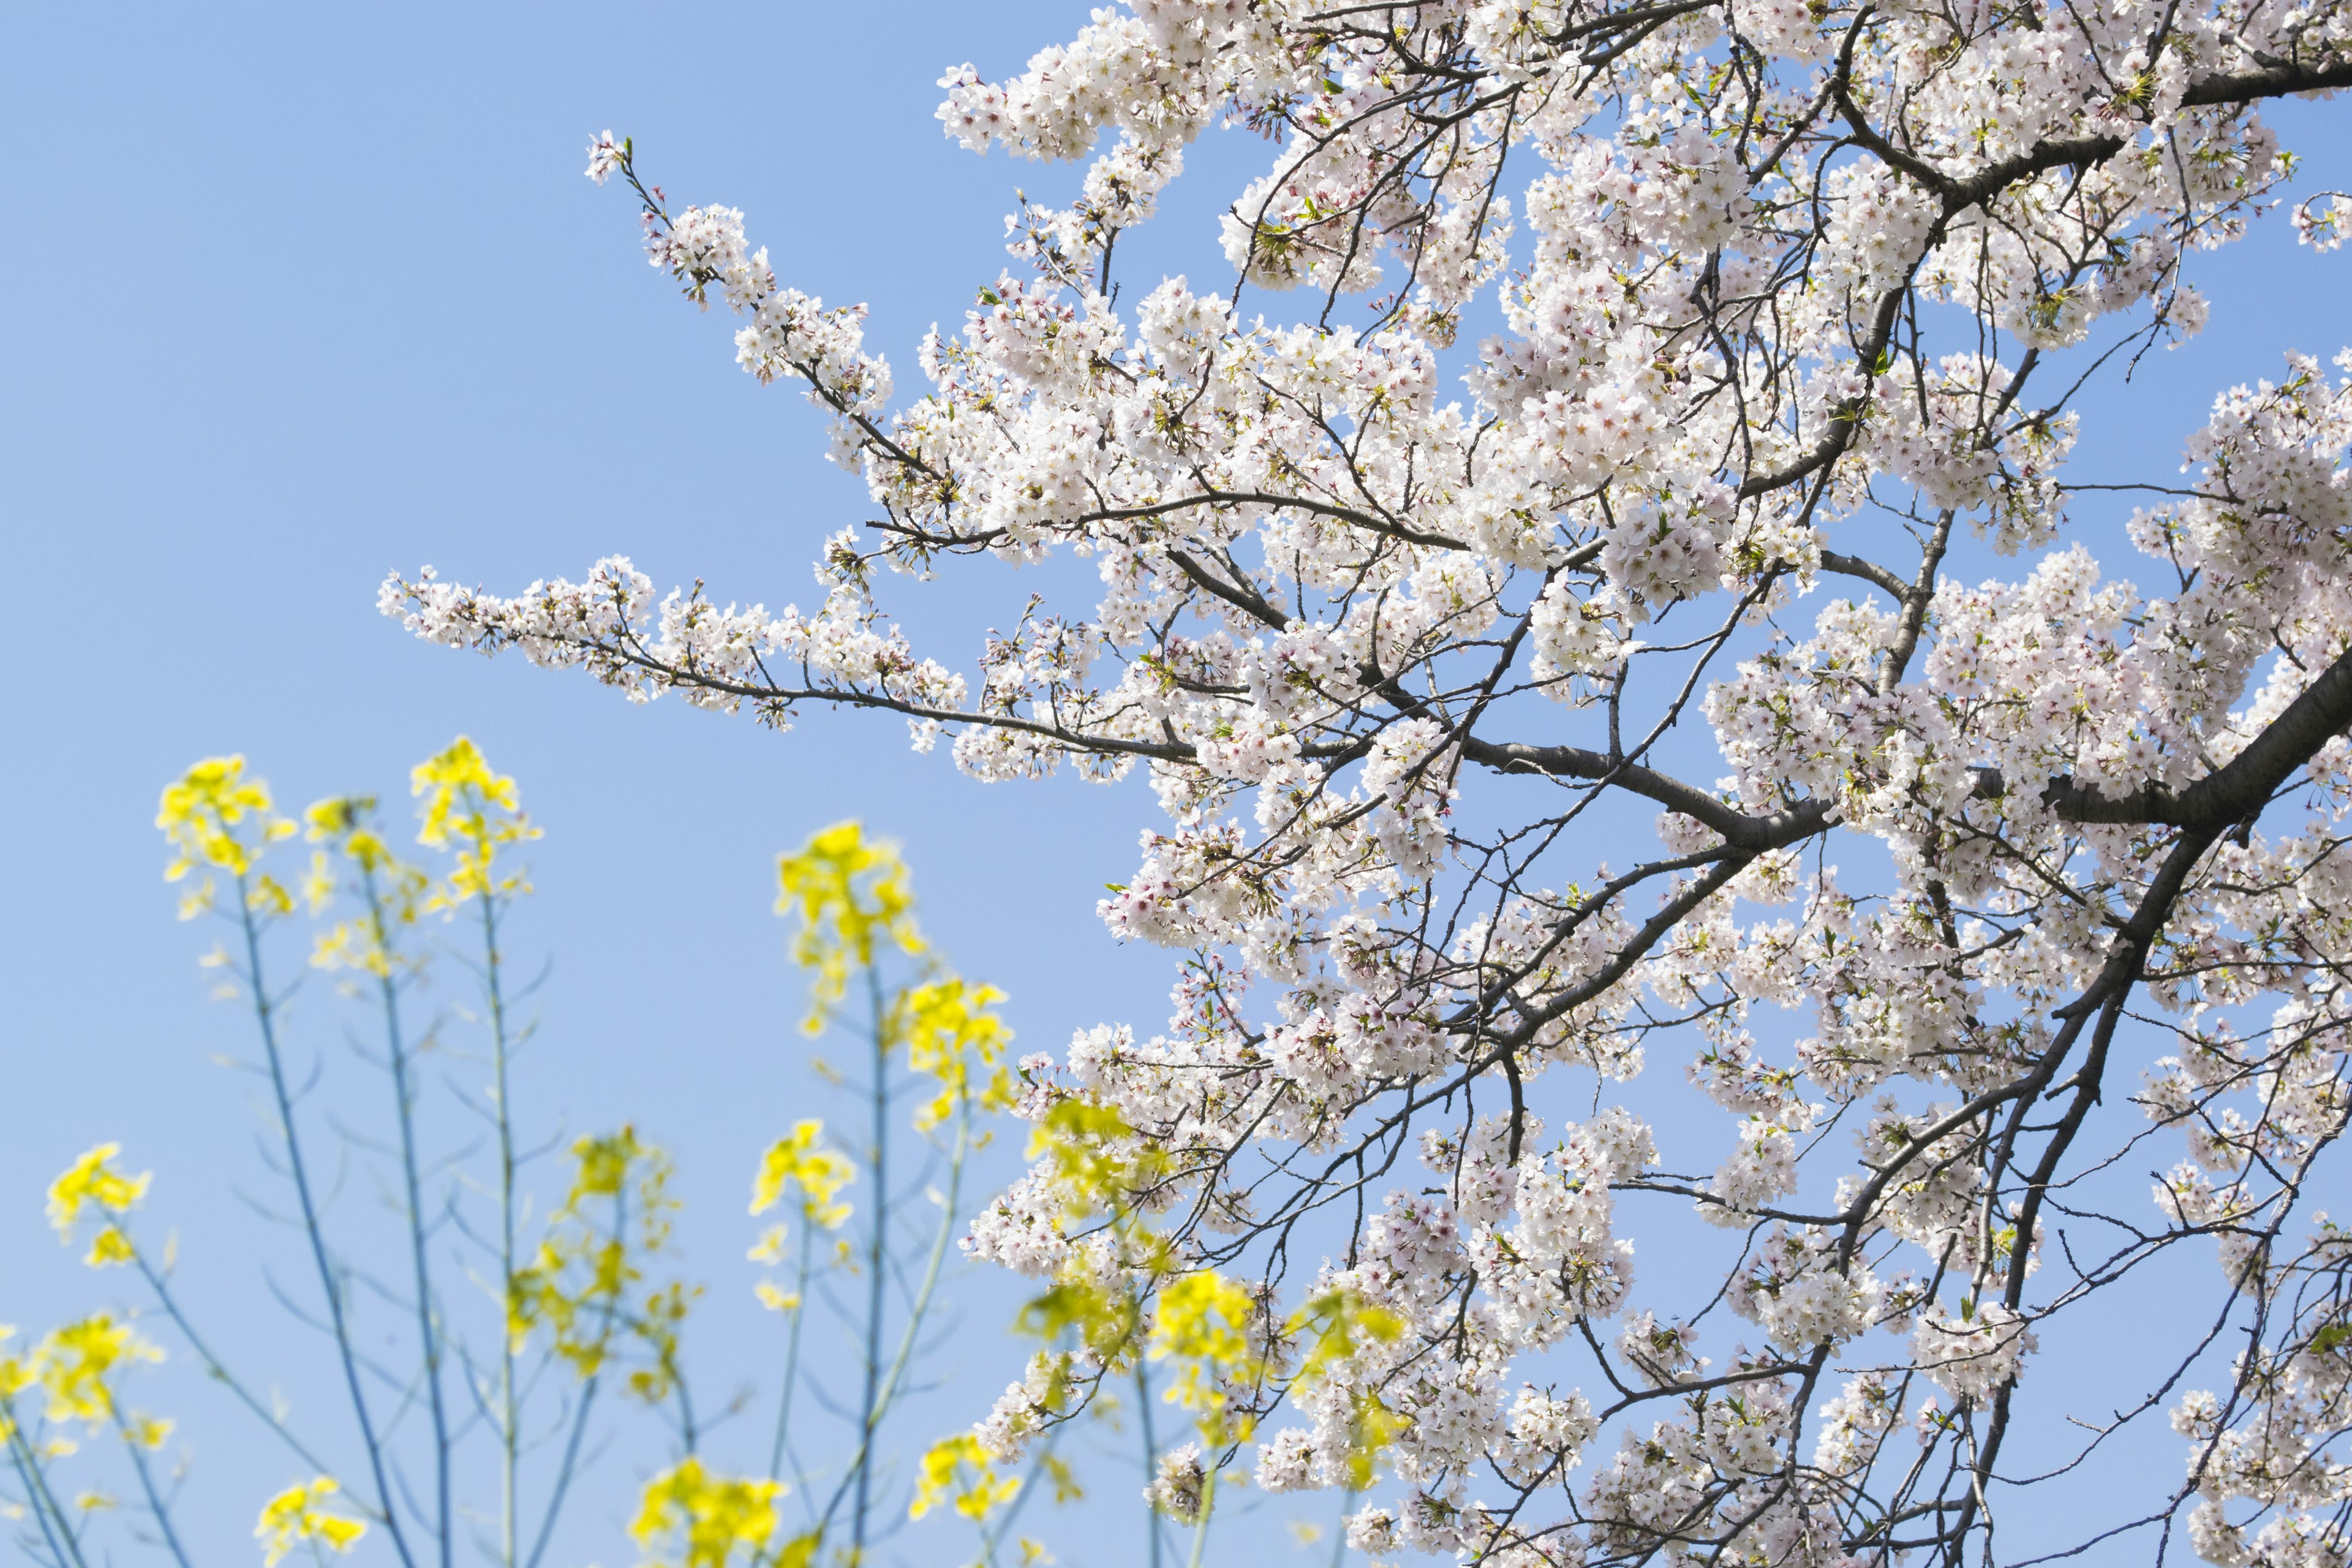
[395,10,2352,1563]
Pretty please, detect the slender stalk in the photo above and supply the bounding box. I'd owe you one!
[766,1220,816,1483]
[521,1180,630,1568]
[974,1432,1061,1568]
[1185,1466,1219,1568]
[110,1412,194,1568]
[673,1378,700,1456]
[129,1250,352,1499]
[361,864,453,1568]
[520,1375,601,1568]
[1328,1482,1360,1568]
[851,965,889,1563]
[478,886,521,1568]
[4,1401,91,1568]
[1136,1357,1164,1568]
[233,877,418,1568]
[818,1044,973,1543]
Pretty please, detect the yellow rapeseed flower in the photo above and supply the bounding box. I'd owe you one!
[123,1414,173,1450]
[304,794,431,975]
[0,1326,29,1436]
[750,1120,854,1231]
[1284,1286,1407,1487]
[1027,1099,1166,1217]
[899,976,1015,1131]
[84,1227,136,1269]
[629,1458,780,1568]
[908,1433,1020,1523]
[775,823,923,1028]
[155,756,295,919]
[508,1129,688,1399]
[47,1145,149,1234]
[411,736,538,910]
[47,1145,150,1245]
[31,1314,162,1425]
[1149,1272,1264,1442]
[1286,1285,1403,1387]
[303,796,395,872]
[254,1477,367,1566]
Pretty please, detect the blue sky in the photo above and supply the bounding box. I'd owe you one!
[4,5,2350,1566]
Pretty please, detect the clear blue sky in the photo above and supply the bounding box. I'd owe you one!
[4,6,2348,1566]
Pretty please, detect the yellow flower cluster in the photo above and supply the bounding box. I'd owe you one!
[1148,1272,1264,1443]
[412,736,538,910]
[254,1477,367,1566]
[909,1433,1020,1523]
[23,1314,163,1425]
[1287,1285,1404,1387]
[898,976,1015,1131]
[630,1457,805,1568]
[1009,1101,1183,1368]
[775,822,922,1028]
[45,1144,150,1268]
[303,795,429,978]
[1027,1099,1169,1219]
[750,1120,855,1231]
[1017,1267,1151,1370]
[301,796,398,876]
[159,739,536,965]
[508,1128,690,1401]
[0,1327,28,1440]
[1286,1286,1407,1488]
[156,755,296,919]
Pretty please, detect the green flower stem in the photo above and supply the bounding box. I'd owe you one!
[233,875,418,1568]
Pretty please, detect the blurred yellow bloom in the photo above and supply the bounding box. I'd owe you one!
[124,1414,173,1450]
[31,1314,162,1424]
[1286,1285,1403,1388]
[899,976,1015,1131]
[84,1227,136,1269]
[246,873,295,916]
[909,1433,1020,1522]
[0,1326,29,1418]
[626,1280,695,1405]
[47,1145,150,1242]
[1018,1274,1141,1368]
[1028,1098,1166,1217]
[752,1280,801,1313]
[1150,1272,1264,1442]
[630,1458,780,1568]
[304,796,430,974]
[775,823,922,1028]
[750,1120,854,1230]
[303,797,394,871]
[1282,1289,1412,1488]
[510,1129,688,1402]
[156,756,294,919]
[254,1477,367,1566]
[411,736,538,910]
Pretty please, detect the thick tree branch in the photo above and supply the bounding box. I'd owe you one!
[1463,736,1835,851]
[1972,641,2352,827]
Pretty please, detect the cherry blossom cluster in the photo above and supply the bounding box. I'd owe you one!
[391,2,2352,1561]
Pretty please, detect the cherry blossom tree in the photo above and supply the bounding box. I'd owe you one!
[387,2,2352,1562]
